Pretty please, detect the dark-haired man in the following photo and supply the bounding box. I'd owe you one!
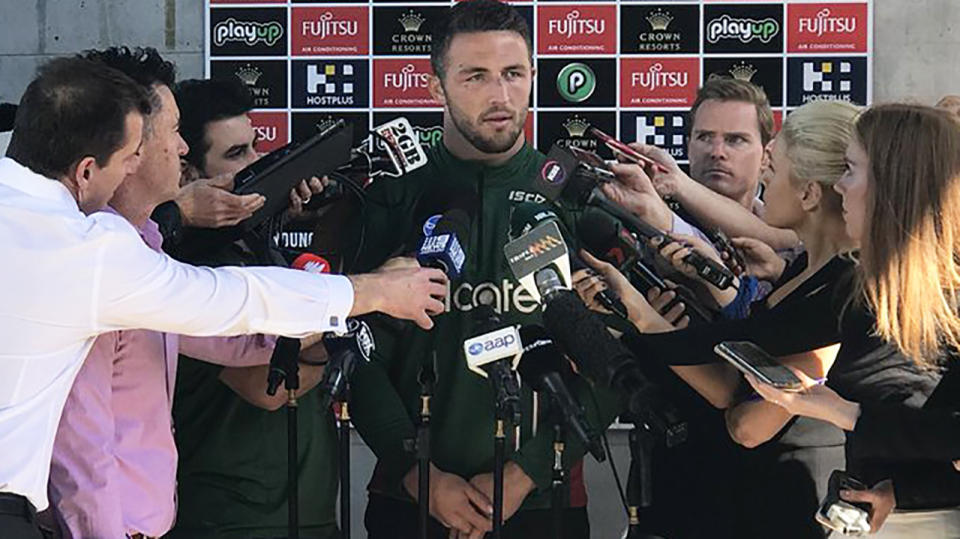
[346,1,620,538]
[0,55,447,538]
[166,76,340,539]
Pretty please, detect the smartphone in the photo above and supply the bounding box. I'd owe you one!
[815,470,871,536]
[713,341,803,391]
[587,126,666,173]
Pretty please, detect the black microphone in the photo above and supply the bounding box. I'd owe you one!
[577,208,714,325]
[318,319,376,411]
[266,337,303,396]
[539,285,686,447]
[508,202,629,320]
[517,326,606,462]
[463,304,523,425]
[416,209,469,281]
[538,145,736,291]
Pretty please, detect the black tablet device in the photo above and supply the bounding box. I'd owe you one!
[233,119,354,232]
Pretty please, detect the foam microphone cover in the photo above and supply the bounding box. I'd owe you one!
[541,289,633,389]
[517,326,566,392]
[577,208,621,254]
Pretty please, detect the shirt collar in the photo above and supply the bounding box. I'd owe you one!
[99,205,164,252]
[0,157,81,210]
[433,140,537,188]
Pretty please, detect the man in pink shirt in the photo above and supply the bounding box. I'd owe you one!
[47,47,327,538]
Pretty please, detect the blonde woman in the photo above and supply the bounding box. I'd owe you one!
[749,104,960,537]
[577,100,938,537]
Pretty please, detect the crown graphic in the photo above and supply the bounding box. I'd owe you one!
[563,116,590,138]
[729,62,758,82]
[235,64,262,87]
[315,116,339,133]
[399,10,425,32]
[646,9,674,31]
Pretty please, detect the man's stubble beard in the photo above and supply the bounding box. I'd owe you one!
[447,99,526,154]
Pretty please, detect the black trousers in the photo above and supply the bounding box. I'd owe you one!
[0,493,43,539]
[365,493,590,539]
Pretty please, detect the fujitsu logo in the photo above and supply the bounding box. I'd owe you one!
[301,12,358,40]
[547,10,606,39]
[253,125,278,142]
[798,8,857,36]
[631,63,688,91]
[213,18,284,47]
[383,64,430,93]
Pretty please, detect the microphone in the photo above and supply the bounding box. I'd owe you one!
[416,209,469,281]
[319,318,376,410]
[507,202,629,320]
[540,287,686,447]
[517,326,606,462]
[537,145,736,291]
[577,208,714,325]
[266,251,334,395]
[463,304,522,425]
[503,215,687,446]
[347,117,428,179]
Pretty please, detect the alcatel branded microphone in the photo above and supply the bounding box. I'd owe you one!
[517,325,606,461]
[463,304,523,425]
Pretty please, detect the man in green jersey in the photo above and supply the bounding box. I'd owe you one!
[347,1,622,538]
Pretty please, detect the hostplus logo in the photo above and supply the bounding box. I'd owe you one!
[798,8,857,37]
[214,18,284,47]
[706,15,779,44]
[306,64,357,106]
[556,63,596,103]
[631,63,688,92]
[383,64,430,93]
[547,10,606,40]
[301,11,359,40]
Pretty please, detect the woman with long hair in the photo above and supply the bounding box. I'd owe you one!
[748,104,960,536]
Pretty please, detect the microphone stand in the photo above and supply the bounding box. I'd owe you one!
[625,420,664,539]
[417,352,437,539]
[265,337,303,539]
[550,417,566,539]
[493,408,508,539]
[335,385,352,539]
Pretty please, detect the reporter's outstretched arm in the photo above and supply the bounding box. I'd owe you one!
[348,267,448,330]
[630,142,799,250]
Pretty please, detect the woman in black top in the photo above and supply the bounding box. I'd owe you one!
[745,104,960,536]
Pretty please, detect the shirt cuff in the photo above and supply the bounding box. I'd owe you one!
[670,213,712,244]
[323,274,355,332]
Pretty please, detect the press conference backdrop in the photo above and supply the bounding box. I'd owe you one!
[202,0,872,250]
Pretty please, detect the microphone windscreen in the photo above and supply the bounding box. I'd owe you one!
[577,208,621,254]
[517,325,564,392]
[541,289,633,389]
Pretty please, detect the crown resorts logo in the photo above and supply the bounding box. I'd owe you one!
[301,11,359,40]
[798,8,857,37]
[547,10,606,40]
[557,63,596,103]
[314,116,340,133]
[392,10,430,54]
[214,18,284,47]
[632,63,689,92]
[383,63,430,94]
[706,15,779,44]
[729,61,758,82]
[563,116,590,138]
[647,9,673,32]
[235,64,262,86]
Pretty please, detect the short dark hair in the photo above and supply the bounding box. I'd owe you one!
[689,77,775,147]
[80,46,176,111]
[6,56,152,180]
[430,0,532,80]
[174,77,255,172]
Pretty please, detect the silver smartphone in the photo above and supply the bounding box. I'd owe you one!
[714,341,803,391]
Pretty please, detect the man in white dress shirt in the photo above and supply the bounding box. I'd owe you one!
[0,56,447,538]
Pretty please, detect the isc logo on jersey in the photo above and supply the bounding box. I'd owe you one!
[507,190,547,204]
